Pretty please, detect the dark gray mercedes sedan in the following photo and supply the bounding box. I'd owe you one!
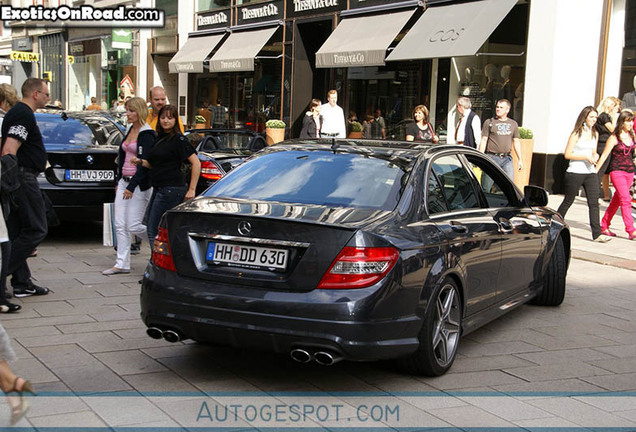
[140,140,570,376]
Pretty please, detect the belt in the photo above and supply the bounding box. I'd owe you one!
[321,132,339,137]
[487,152,511,157]
[19,166,40,175]
[122,176,132,182]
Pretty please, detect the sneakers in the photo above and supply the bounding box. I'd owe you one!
[102,267,130,275]
[13,284,49,298]
[593,234,613,243]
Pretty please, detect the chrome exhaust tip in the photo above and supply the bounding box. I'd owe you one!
[146,327,163,340]
[162,330,181,343]
[290,348,312,363]
[314,351,343,366]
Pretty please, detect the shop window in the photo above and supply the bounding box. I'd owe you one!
[198,0,230,12]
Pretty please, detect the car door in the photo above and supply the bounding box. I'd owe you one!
[463,153,544,302]
[426,154,502,316]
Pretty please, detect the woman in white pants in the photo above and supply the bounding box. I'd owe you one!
[103,97,156,275]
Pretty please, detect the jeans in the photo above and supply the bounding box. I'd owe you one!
[146,185,187,246]
[602,170,635,235]
[482,154,514,193]
[113,179,151,270]
[7,171,47,290]
[557,172,601,239]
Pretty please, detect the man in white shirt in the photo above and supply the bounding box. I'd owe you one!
[319,90,346,138]
[454,96,481,149]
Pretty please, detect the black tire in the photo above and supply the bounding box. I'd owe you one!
[397,278,462,376]
[533,235,566,306]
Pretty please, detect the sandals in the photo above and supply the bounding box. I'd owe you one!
[4,377,35,425]
[0,302,21,313]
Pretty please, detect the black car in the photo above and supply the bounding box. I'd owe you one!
[186,128,266,194]
[36,111,124,221]
[140,140,570,376]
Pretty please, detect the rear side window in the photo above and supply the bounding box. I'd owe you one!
[430,155,479,211]
[206,149,410,211]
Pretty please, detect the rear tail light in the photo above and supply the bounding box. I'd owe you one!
[201,160,224,181]
[152,227,176,272]
[317,247,399,289]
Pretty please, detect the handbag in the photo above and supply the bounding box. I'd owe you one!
[102,202,116,247]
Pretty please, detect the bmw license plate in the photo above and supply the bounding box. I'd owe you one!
[206,242,288,271]
[65,170,114,182]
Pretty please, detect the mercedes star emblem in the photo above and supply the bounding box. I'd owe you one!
[237,221,252,236]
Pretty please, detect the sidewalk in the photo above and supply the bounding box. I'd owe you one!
[547,193,636,271]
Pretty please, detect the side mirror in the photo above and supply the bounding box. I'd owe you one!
[524,185,548,207]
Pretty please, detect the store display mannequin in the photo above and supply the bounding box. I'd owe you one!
[461,67,481,97]
[482,63,502,120]
[622,75,636,109]
[513,82,524,123]
[501,65,513,102]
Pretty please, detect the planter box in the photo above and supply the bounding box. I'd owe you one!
[266,128,285,145]
[348,131,363,139]
[195,123,206,129]
[513,138,534,189]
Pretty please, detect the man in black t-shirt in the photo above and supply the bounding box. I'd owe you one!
[0,78,50,298]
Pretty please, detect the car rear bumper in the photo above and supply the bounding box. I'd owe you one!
[140,264,422,361]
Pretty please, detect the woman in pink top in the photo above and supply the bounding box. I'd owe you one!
[596,110,636,240]
[103,98,157,274]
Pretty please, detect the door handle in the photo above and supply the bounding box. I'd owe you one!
[450,221,468,233]
[498,217,513,232]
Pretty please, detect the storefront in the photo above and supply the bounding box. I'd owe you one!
[39,32,66,105]
[67,38,105,110]
[11,37,35,92]
[171,0,284,129]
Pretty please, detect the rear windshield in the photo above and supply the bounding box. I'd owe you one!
[36,115,122,147]
[204,149,409,211]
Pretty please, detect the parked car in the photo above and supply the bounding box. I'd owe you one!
[185,128,266,194]
[35,111,124,221]
[140,140,570,376]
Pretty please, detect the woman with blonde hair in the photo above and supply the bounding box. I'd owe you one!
[596,109,636,240]
[406,105,439,143]
[103,97,156,275]
[596,96,621,201]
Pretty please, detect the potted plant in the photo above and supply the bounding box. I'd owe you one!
[513,127,534,189]
[194,115,207,130]
[265,119,286,145]
[348,121,363,139]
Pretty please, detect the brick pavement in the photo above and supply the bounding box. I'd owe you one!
[0,196,634,430]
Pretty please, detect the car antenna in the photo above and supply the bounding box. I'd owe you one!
[61,112,68,121]
[331,138,339,153]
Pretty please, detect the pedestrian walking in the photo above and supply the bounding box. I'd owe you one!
[557,106,612,242]
[132,105,200,245]
[146,87,184,133]
[596,109,636,240]
[0,78,50,298]
[0,84,20,312]
[0,322,34,424]
[595,96,621,201]
[405,105,438,143]
[371,109,386,139]
[299,98,321,138]
[454,96,481,148]
[479,98,523,181]
[103,97,156,275]
[319,90,346,138]
[86,97,101,110]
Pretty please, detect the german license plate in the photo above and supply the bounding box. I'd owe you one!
[206,242,288,270]
[65,170,114,182]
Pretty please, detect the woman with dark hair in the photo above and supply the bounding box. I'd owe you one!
[405,105,439,143]
[299,98,321,138]
[132,105,201,245]
[596,109,636,240]
[557,106,611,242]
[103,97,156,275]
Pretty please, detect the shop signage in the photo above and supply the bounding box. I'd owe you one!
[67,56,75,64]
[10,51,39,62]
[238,1,283,25]
[12,37,32,51]
[112,29,132,50]
[69,39,101,57]
[287,0,345,17]
[349,0,405,8]
[197,9,230,31]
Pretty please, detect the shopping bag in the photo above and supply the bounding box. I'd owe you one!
[102,202,116,247]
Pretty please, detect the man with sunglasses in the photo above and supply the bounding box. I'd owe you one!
[0,78,50,299]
